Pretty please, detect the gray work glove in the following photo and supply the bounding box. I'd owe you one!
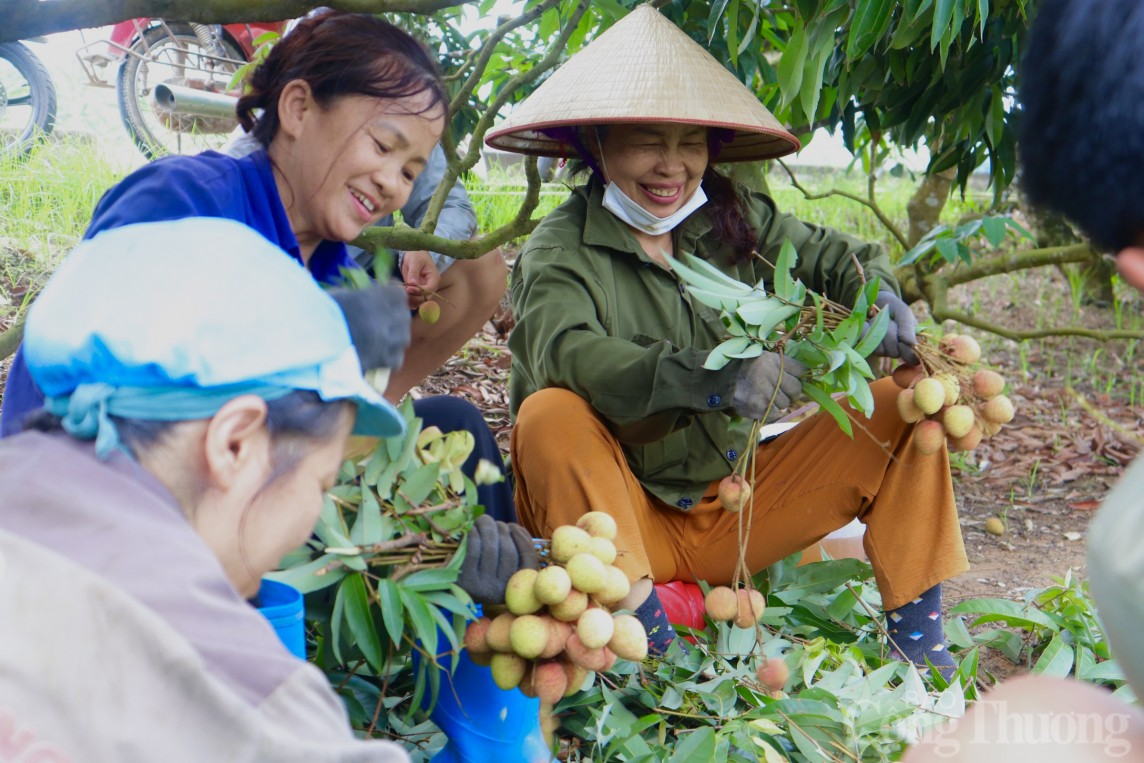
[326,282,411,372]
[456,514,540,605]
[731,352,807,422]
[865,291,919,364]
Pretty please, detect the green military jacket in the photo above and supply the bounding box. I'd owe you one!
[509,180,898,510]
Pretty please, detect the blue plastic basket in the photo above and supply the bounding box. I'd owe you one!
[256,578,306,659]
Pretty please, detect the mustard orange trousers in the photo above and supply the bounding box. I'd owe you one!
[510,378,968,610]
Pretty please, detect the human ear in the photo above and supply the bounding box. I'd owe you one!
[276,79,314,142]
[201,396,271,491]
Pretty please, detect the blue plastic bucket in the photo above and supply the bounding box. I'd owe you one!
[256,578,306,659]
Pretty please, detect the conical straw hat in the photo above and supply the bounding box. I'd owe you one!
[485,5,799,162]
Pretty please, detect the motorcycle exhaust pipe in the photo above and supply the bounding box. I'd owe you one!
[153,83,238,120]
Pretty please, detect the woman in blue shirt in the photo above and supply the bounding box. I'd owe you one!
[1,10,514,521]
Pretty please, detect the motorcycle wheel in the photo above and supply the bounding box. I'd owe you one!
[0,41,58,159]
[116,23,245,161]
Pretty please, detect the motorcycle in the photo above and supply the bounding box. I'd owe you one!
[0,38,58,159]
[77,19,287,160]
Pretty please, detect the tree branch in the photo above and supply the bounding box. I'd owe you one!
[3,0,470,42]
[776,158,910,250]
[417,0,590,243]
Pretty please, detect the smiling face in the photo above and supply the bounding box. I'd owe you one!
[271,83,445,257]
[597,123,709,219]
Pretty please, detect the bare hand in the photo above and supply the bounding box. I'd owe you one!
[401,250,441,309]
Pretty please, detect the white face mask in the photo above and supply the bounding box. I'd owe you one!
[601,181,708,236]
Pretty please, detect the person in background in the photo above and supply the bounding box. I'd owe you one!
[489,6,965,671]
[0,9,515,523]
[0,219,416,761]
[903,0,1144,758]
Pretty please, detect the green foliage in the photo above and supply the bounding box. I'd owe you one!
[901,214,1034,267]
[270,400,483,727]
[950,571,1131,698]
[671,242,887,435]
[553,555,973,761]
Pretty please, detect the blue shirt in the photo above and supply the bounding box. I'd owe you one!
[0,150,358,437]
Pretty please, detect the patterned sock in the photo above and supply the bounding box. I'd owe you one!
[885,583,956,676]
[634,589,677,656]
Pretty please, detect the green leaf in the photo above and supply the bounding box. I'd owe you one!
[398,462,441,507]
[726,0,741,68]
[981,216,1007,247]
[398,568,459,592]
[1033,634,1074,677]
[930,0,955,51]
[773,240,798,301]
[400,586,440,658]
[852,308,888,358]
[1079,659,1125,683]
[777,26,808,106]
[706,0,733,44]
[350,485,384,545]
[377,577,405,646]
[669,727,716,761]
[780,558,871,595]
[704,342,733,371]
[802,383,852,437]
[266,554,346,594]
[951,598,1063,632]
[339,574,386,672]
[845,0,894,61]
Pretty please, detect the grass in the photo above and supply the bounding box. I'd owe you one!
[0,136,120,313]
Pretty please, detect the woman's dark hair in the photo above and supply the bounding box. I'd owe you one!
[563,125,759,263]
[1019,0,1144,252]
[23,390,348,471]
[237,10,448,147]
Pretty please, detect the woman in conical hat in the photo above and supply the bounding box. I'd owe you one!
[493,6,966,671]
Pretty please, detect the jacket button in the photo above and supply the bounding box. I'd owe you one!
[727,449,738,461]
[678,497,693,509]
[707,394,721,407]
[678,282,686,294]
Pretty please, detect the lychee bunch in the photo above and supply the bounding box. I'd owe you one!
[462,511,647,706]
[703,585,766,629]
[893,333,1015,455]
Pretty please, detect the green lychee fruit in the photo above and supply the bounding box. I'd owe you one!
[896,389,926,424]
[566,552,607,594]
[942,404,975,438]
[593,565,631,606]
[934,372,961,407]
[490,652,527,690]
[563,660,589,696]
[608,614,649,662]
[912,378,945,414]
[941,333,982,363]
[576,511,618,541]
[576,607,615,649]
[949,423,983,452]
[548,588,589,622]
[486,612,516,652]
[533,565,572,606]
[587,536,618,565]
[550,525,593,563]
[505,568,543,615]
[510,614,550,659]
[981,394,1015,424]
[418,300,441,325]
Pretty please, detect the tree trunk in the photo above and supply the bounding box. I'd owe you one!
[905,168,957,247]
